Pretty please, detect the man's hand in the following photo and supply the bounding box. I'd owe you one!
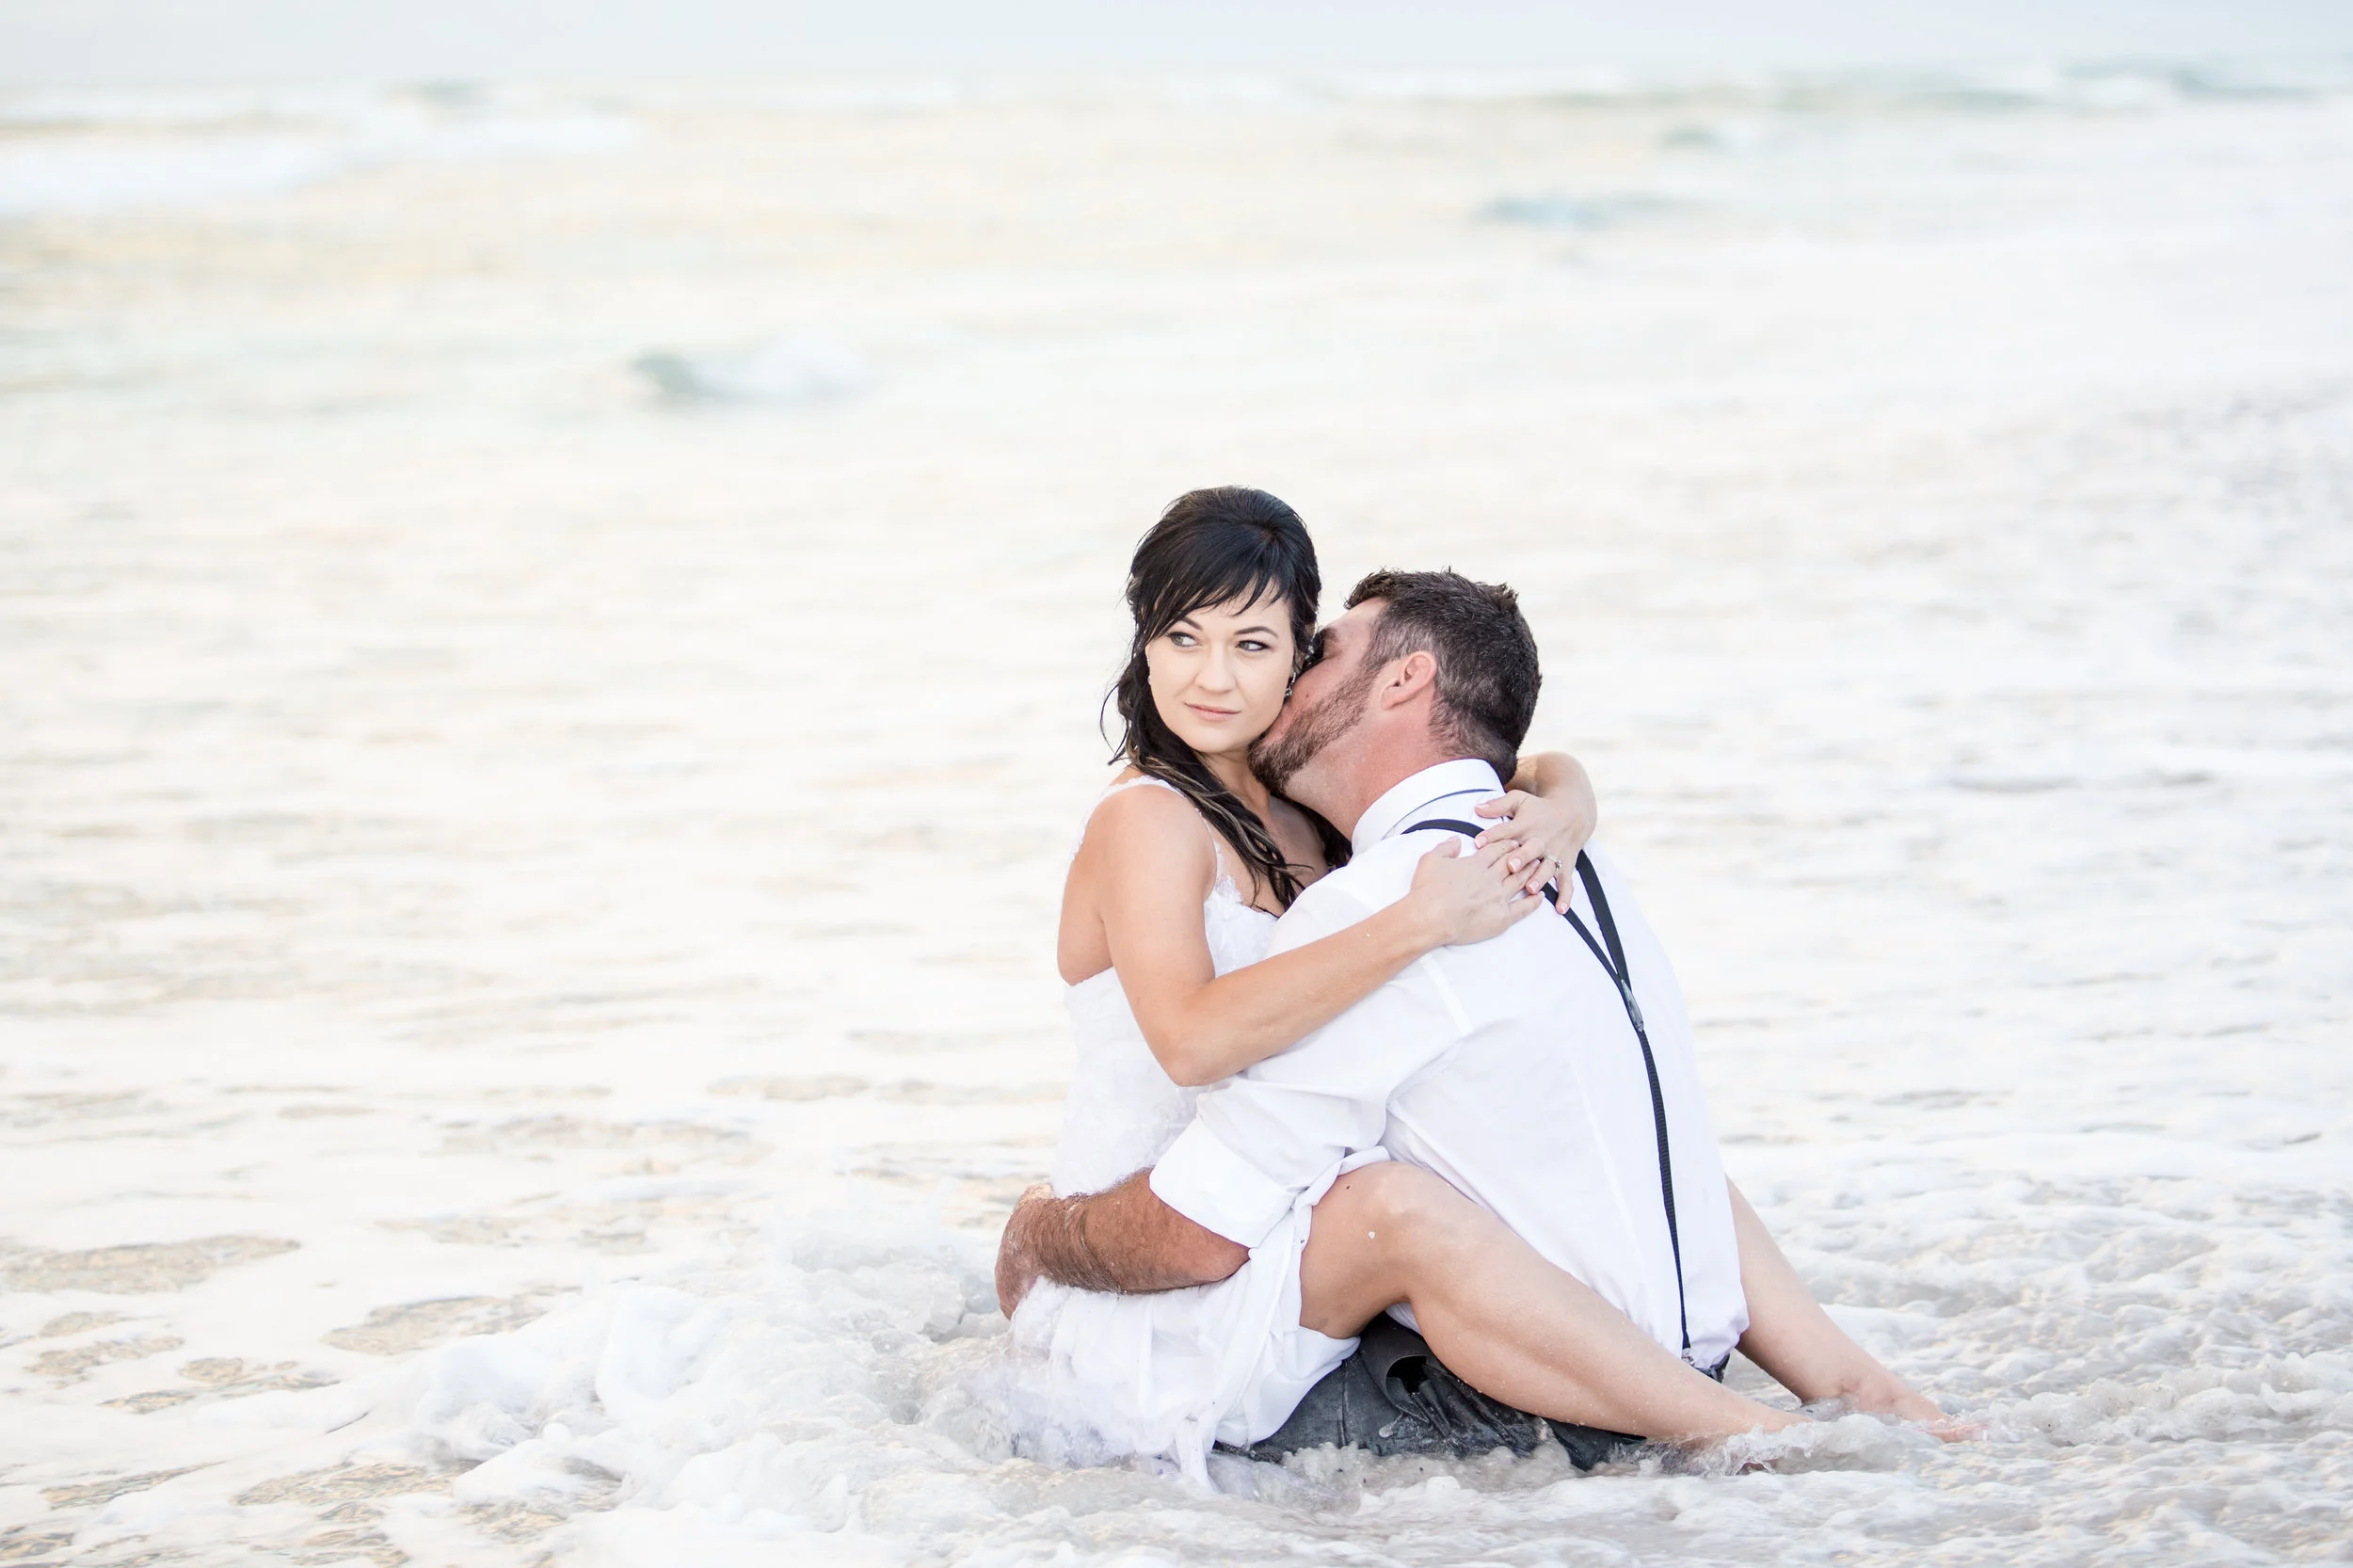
[993,1171,1249,1318]
[996,1183,1058,1317]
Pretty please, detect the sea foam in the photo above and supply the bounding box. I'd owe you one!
[0,85,634,216]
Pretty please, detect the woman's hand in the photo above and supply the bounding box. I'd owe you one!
[1479,756,1597,913]
[1848,1373,1983,1441]
[1404,838,1547,949]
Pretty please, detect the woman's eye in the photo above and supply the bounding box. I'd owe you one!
[1240,639,1272,653]
[1168,632,1196,648]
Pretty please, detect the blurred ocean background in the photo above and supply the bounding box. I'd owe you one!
[4,4,2352,1563]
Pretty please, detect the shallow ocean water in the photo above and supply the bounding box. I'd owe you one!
[2,63,2350,1566]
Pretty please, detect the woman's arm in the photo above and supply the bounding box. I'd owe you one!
[1481,750,1598,911]
[1506,750,1593,812]
[1086,787,1538,1088]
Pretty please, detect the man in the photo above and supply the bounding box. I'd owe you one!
[1000,569,1950,1464]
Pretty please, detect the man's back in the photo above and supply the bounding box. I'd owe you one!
[1150,764,1749,1368]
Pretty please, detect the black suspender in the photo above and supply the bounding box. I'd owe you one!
[1561,853,1690,1363]
[1404,821,1692,1363]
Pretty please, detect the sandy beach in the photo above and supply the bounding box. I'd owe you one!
[3,65,2351,1564]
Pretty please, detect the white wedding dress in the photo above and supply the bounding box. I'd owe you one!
[1009,777,1369,1482]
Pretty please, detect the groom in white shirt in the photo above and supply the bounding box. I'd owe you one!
[1000,568,1948,1460]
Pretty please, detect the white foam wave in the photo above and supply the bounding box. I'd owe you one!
[1477,192,1677,231]
[342,1186,2353,1565]
[376,1198,1000,1560]
[1319,57,2353,111]
[633,333,875,407]
[1993,1356,2353,1447]
[0,86,634,216]
[0,136,349,216]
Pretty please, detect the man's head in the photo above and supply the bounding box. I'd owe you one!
[1252,568,1541,834]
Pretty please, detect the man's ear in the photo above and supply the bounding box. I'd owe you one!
[1378,649,1438,710]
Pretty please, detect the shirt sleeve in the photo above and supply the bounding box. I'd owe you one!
[1148,871,1470,1247]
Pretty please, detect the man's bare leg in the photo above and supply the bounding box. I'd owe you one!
[1299,1162,1803,1441]
[1726,1182,1966,1435]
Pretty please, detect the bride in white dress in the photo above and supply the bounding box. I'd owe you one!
[1009,487,1601,1475]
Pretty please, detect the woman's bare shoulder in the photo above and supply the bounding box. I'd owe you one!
[1080,773,1211,853]
[1073,775,1219,913]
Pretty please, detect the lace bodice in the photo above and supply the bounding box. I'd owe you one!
[1049,780,1278,1197]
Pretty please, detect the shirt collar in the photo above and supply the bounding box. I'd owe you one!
[1349,759,1506,856]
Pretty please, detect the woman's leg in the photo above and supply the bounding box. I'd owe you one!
[1298,1161,1803,1440]
[1725,1182,1965,1434]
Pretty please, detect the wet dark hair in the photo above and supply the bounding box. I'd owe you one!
[1346,568,1542,780]
[1109,488,1341,906]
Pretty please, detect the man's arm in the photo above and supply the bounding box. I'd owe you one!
[998,871,1448,1317]
[1729,1181,1964,1432]
[996,1173,1245,1316]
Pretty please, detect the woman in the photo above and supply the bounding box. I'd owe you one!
[1012,488,1928,1476]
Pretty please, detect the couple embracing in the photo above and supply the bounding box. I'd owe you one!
[996,487,1954,1482]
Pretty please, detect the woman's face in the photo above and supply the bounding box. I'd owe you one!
[1144,594,1298,762]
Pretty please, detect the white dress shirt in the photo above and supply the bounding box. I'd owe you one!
[1150,759,1750,1371]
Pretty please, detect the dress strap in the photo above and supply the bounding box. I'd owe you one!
[1097,775,1184,804]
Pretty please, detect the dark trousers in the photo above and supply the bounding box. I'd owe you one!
[1230,1315,1648,1472]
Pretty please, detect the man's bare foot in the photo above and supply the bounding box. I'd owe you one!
[995,1181,1056,1317]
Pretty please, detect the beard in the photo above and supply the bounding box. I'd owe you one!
[1251,661,1376,794]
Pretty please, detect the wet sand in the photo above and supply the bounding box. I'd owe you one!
[3,70,2351,1565]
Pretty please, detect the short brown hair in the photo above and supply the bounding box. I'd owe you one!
[1346,568,1541,778]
